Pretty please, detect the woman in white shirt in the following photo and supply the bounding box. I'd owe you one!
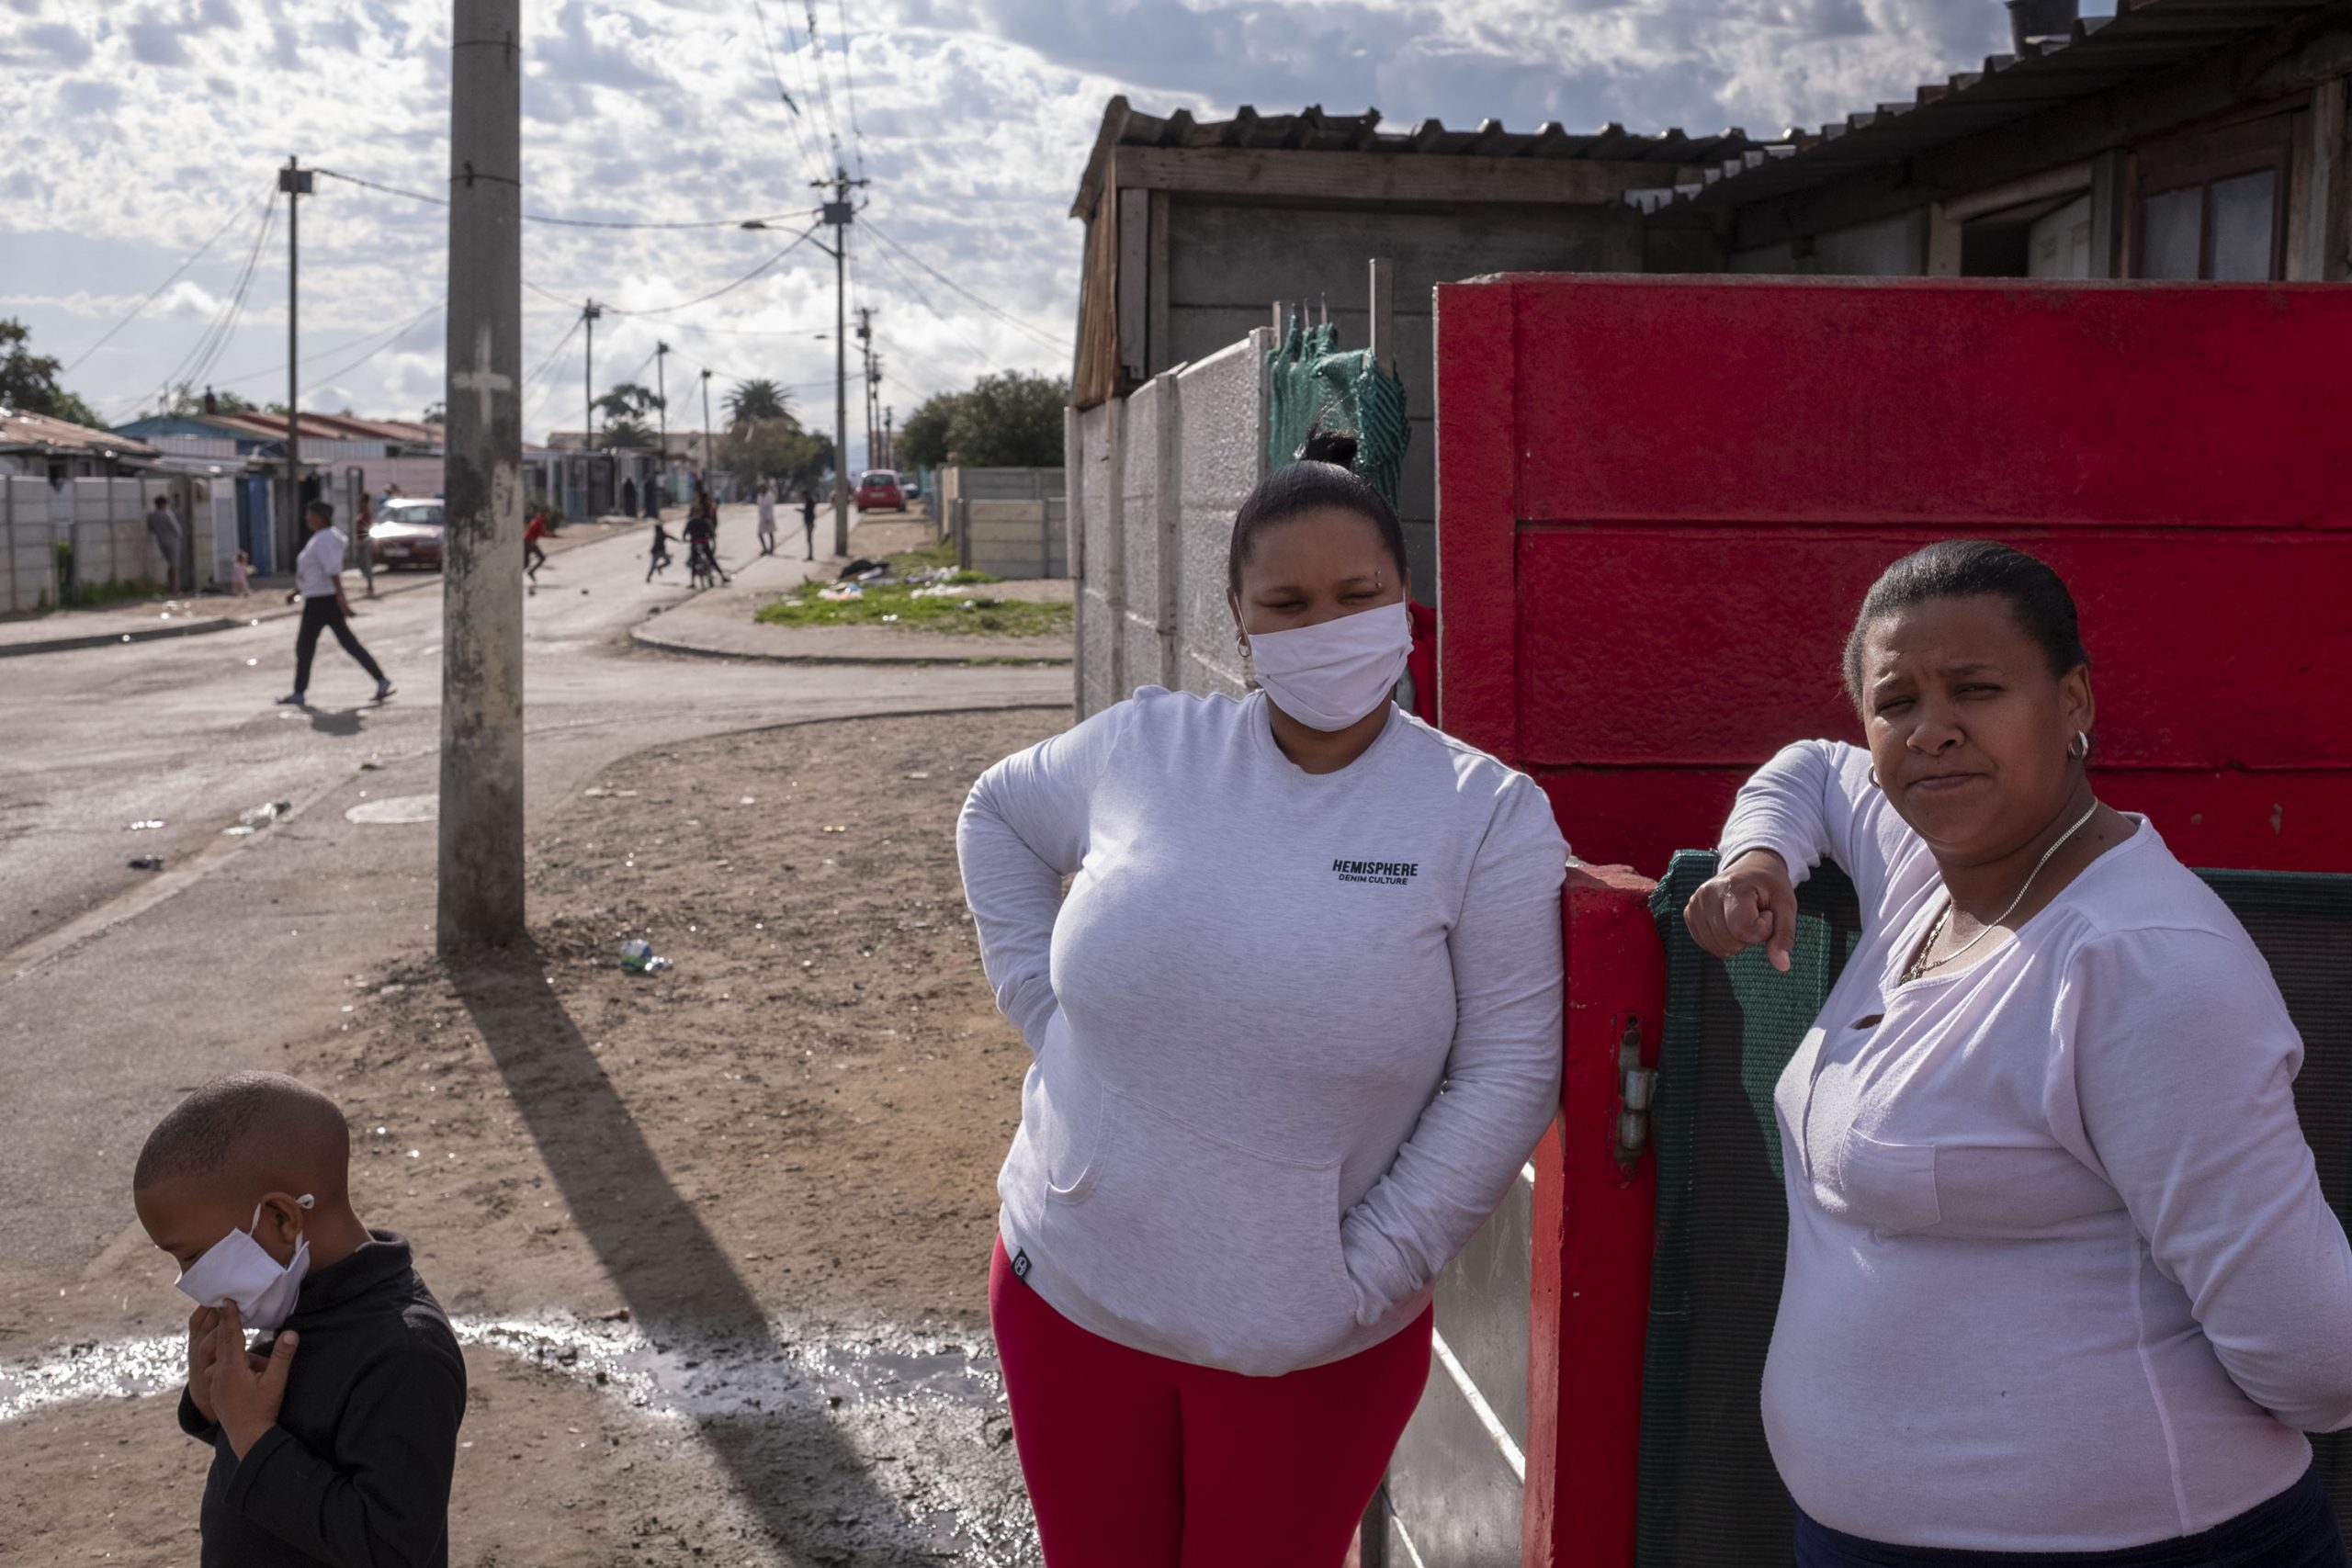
[1685,539,2352,1567]
[957,459,1566,1565]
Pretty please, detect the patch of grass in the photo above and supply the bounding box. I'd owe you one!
[755,547,1071,638]
[64,575,166,609]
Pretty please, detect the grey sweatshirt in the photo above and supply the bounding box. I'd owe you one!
[956,687,1566,1377]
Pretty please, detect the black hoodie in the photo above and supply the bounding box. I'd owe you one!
[177,1230,466,1568]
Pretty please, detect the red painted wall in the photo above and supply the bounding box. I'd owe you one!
[1438,274,2352,1567]
[1441,274,2352,879]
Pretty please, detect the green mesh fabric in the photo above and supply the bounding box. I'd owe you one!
[1638,852,2352,1565]
[1263,316,1411,507]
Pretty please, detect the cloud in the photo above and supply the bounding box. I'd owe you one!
[158,279,225,320]
[60,79,120,113]
[123,14,187,65]
[17,19,90,64]
[6,0,2043,443]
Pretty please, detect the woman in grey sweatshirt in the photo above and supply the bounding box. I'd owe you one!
[957,459,1566,1564]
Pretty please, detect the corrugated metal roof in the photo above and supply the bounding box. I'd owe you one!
[0,409,159,458]
[1075,96,1774,217]
[1626,0,2341,214]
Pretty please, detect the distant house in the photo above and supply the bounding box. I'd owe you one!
[0,408,158,479]
[1625,0,2351,285]
[1068,98,1768,580]
[114,410,447,571]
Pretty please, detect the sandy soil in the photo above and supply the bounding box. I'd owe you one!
[0,707,1069,1567]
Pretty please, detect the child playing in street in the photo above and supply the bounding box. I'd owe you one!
[230,550,252,597]
[524,509,549,581]
[133,1071,466,1567]
[646,519,673,581]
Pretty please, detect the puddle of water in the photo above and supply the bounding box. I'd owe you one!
[0,1312,1038,1564]
[345,793,439,824]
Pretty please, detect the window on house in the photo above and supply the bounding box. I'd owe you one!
[2136,156,2283,281]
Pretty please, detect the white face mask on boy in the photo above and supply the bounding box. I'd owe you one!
[175,1194,314,1331]
[1244,600,1412,731]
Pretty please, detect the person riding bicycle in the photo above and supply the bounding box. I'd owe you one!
[683,486,726,587]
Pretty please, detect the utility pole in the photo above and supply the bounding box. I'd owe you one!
[854,306,875,465]
[814,164,867,557]
[700,367,714,491]
[653,340,669,514]
[582,298,601,449]
[883,405,894,471]
[277,156,311,557]
[437,1,524,950]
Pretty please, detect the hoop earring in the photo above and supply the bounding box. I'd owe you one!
[2070,729,2090,761]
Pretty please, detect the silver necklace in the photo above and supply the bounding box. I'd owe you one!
[1904,799,2100,983]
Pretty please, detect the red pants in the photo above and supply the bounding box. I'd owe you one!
[989,1236,1432,1567]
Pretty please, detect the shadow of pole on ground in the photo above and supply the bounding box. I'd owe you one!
[452,942,952,1565]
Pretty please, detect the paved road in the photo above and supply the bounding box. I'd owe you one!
[0,512,1069,1291]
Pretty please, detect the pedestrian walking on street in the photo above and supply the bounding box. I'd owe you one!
[755,480,777,555]
[524,508,549,584]
[277,502,390,707]
[799,490,817,561]
[353,491,376,597]
[146,493,183,591]
[957,459,1566,1564]
[230,549,252,597]
[646,520,673,581]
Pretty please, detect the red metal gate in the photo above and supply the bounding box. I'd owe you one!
[1432,274,2352,1565]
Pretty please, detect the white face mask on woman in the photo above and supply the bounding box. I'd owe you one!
[175,1194,314,1331]
[1244,601,1412,731]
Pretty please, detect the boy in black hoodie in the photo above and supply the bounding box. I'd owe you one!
[133,1072,466,1568]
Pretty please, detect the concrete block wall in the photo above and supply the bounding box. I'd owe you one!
[2,477,58,612]
[1069,329,1268,719]
[964,498,1069,578]
[1,475,182,609]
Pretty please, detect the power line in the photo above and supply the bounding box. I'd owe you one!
[531,225,823,319]
[64,196,258,374]
[748,0,828,185]
[134,190,279,419]
[832,0,868,181]
[861,240,1001,372]
[311,167,820,231]
[862,221,1063,349]
[799,0,846,168]
[305,299,447,389]
[209,298,440,389]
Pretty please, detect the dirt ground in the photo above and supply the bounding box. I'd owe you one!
[0,706,1070,1567]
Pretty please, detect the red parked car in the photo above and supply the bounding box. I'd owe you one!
[853,470,904,512]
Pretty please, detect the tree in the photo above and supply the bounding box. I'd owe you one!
[165,382,258,416]
[896,391,958,471]
[596,417,657,450]
[0,319,105,428]
[421,400,446,424]
[896,371,1069,469]
[724,378,787,427]
[595,382,663,423]
[718,412,832,496]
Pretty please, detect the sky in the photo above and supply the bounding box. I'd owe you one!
[0,0,2104,459]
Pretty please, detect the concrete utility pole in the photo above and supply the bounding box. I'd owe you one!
[436,1,525,951]
[700,367,713,488]
[277,156,312,551]
[814,164,867,557]
[582,298,602,450]
[653,339,669,513]
[883,405,894,471]
[854,305,875,464]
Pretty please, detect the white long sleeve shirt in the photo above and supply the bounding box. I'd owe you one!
[1722,740,2352,1550]
[957,687,1566,1376]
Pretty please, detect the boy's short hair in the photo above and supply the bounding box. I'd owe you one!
[134,1071,349,1196]
[305,500,334,525]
